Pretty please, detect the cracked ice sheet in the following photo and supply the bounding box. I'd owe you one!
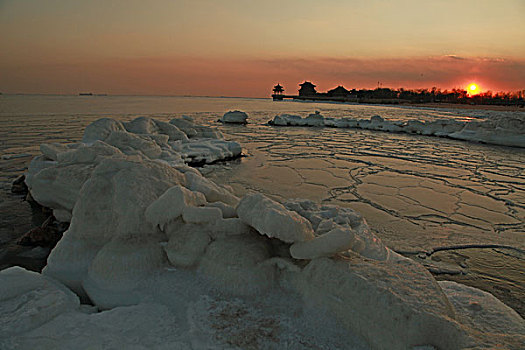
[206,120,525,316]
[210,124,524,251]
[205,123,525,317]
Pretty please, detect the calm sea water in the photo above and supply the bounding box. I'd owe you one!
[0,94,488,119]
[1,94,524,315]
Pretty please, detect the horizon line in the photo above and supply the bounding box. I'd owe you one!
[0,92,273,100]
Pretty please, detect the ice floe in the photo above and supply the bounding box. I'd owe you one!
[0,267,80,338]
[439,281,525,349]
[2,116,524,349]
[145,185,207,231]
[292,256,464,350]
[219,110,249,124]
[269,113,525,148]
[24,117,242,222]
[236,193,315,243]
[283,199,400,261]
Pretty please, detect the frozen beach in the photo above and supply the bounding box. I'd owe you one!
[0,95,524,349]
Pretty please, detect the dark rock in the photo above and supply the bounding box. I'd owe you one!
[17,215,67,247]
[42,206,53,215]
[11,175,28,194]
[25,191,34,202]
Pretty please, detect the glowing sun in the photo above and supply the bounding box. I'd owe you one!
[468,83,480,95]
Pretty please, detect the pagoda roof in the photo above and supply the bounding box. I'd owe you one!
[299,81,316,87]
[328,85,350,93]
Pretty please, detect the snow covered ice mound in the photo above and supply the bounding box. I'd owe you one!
[283,199,402,261]
[1,267,372,350]
[269,113,525,148]
[219,110,249,124]
[42,156,185,298]
[4,117,524,349]
[25,117,242,222]
[81,116,241,165]
[0,267,80,339]
[293,257,464,350]
[438,281,525,349]
[0,267,193,350]
[236,193,315,243]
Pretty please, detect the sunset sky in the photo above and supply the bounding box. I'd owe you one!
[1,0,524,97]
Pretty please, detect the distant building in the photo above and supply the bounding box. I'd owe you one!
[327,85,351,97]
[299,81,317,96]
[272,84,284,95]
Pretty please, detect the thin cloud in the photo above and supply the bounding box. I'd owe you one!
[444,55,466,60]
[1,55,524,96]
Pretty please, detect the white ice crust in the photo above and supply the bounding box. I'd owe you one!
[145,185,206,230]
[283,199,401,261]
[236,193,315,243]
[185,172,239,206]
[0,267,79,338]
[219,110,249,124]
[4,116,523,349]
[25,117,241,222]
[269,113,525,148]
[439,281,524,334]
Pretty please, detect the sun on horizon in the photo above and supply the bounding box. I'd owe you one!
[467,83,480,95]
[467,83,482,96]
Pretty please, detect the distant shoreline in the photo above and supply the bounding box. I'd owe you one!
[2,93,523,112]
[402,102,524,112]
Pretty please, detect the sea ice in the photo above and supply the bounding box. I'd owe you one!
[439,281,525,348]
[448,114,525,147]
[0,267,369,350]
[169,117,198,137]
[271,113,303,126]
[207,217,251,238]
[171,116,224,139]
[304,111,324,126]
[104,130,164,158]
[0,267,188,349]
[182,206,223,224]
[292,256,466,350]
[268,113,525,147]
[24,117,241,223]
[124,116,188,142]
[219,110,249,124]
[83,238,168,309]
[284,200,399,261]
[81,117,126,144]
[198,234,276,295]
[185,172,239,206]
[56,141,122,164]
[40,143,70,161]
[42,156,185,296]
[206,201,237,218]
[236,193,315,243]
[145,185,207,230]
[180,138,242,165]
[5,115,523,349]
[25,161,96,220]
[163,222,211,267]
[0,267,79,338]
[290,225,390,260]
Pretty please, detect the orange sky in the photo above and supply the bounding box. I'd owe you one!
[1,0,524,97]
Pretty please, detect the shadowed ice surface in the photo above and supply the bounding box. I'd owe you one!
[1,95,524,315]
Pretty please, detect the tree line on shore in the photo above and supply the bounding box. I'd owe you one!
[350,87,525,106]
